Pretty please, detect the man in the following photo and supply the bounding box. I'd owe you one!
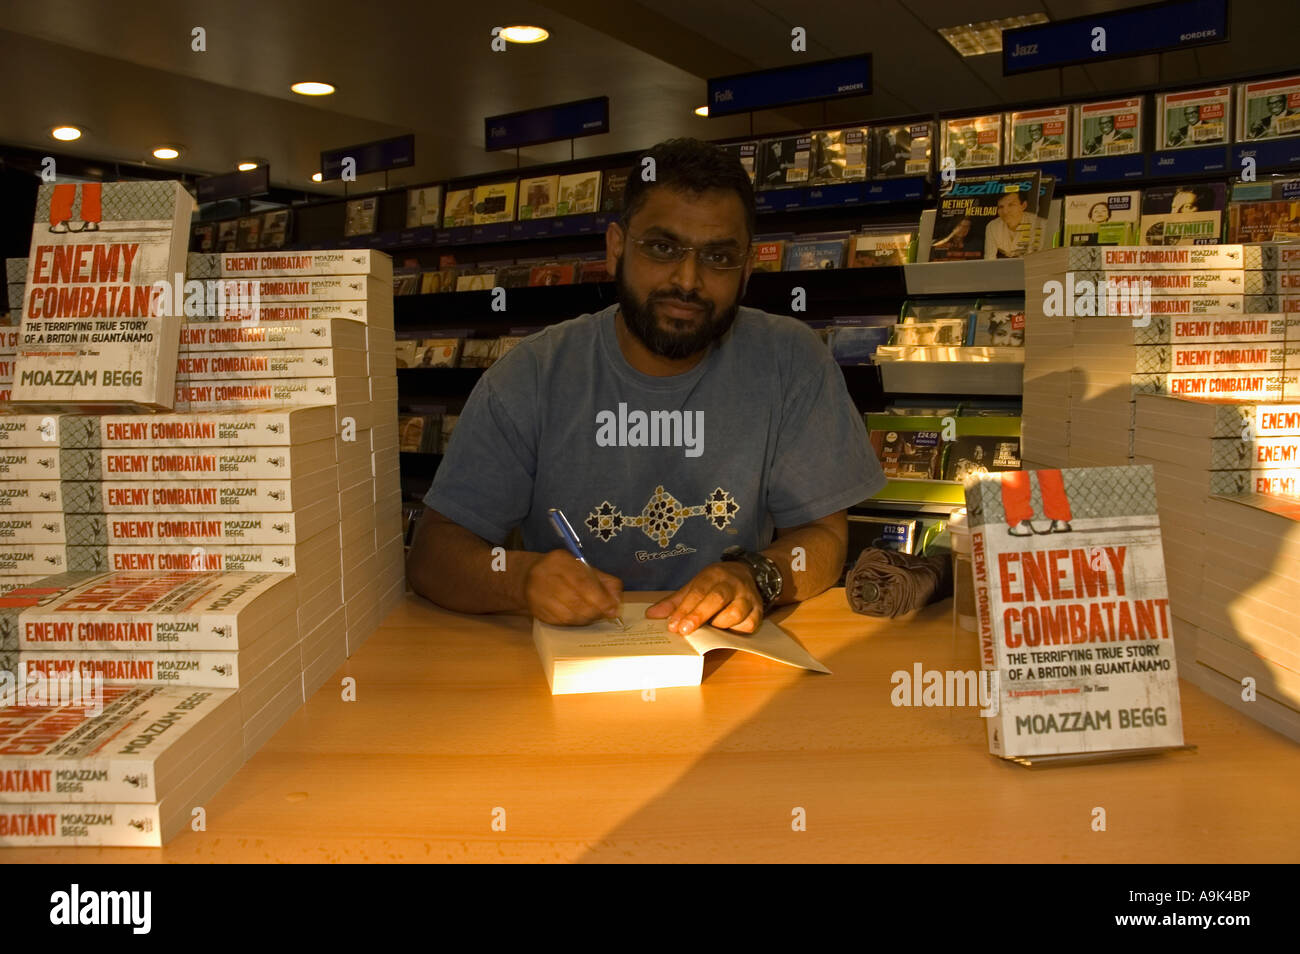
[1083,115,1131,155]
[1249,94,1290,139]
[983,190,1029,259]
[408,138,884,635]
[1166,105,1202,148]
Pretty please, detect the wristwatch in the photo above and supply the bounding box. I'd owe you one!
[721,546,783,610]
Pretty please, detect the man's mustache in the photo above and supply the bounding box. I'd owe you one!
[649,291,712,310]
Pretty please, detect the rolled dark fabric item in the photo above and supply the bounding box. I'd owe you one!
[845,547,953,618]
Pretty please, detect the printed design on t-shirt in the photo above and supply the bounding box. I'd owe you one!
[586,485,738,547]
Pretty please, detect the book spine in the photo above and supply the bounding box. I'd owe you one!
[176,349,348,379]
[1132,370,1300,401]
[0,515,65,544]
[175,378,350,408]
[0,415,64,447]
[81,447,315,481]
[219,277,375,302]
[17,651,241,689]
[219,250,388,278]
[18,611,247,651]
[179,319,356,350]
[97,544,299,574]
[1071,270,1279,295]
[203,300,381,323]
[1135,344,1294,373]
[98,412,307,447]
[969,524,1003,755]
[1134,315,1298,344]
[66,480,301,513]
[0,805,163,846]
[0,481,64,512]
[87,513,303,545]
[1059,245,1284,270]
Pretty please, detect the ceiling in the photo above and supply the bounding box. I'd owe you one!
[0,0,1295,199]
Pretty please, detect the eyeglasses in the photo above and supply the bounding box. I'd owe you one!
[628,235,749,271]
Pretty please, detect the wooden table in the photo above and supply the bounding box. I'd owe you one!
[10,590,1300,863]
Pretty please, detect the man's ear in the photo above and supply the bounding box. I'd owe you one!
[605,220,624,275]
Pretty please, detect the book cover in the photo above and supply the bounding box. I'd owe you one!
[13,181,192,410]
[941,114,1003,169]
[258,210,291,249]
[849,229,913,267]
[871,122,933,177]
[1063,191,1141,246]
[1237,74,1300,141]
[756,135,812,190]
[412,338,462,368]
[827,317,895,364]
[750,238,786,272]
[846,514,915,554]
[890,320,967,346]
[216,220,238,253]
[471,181,517,225]
[931,171,1041,261]
[717,142,758,184]
[518,175,559,220]
[782,236,848,270]
[969,309,1025,347]
[942,436,1021,481]
[965,466,1184,759]
[579,261,612,283]
[442,189,474,228]
[528,263,576,286]
[1074,97,1143,157]
[871,428,942,478]
[1227,178,1300,243]
[1006,107,1069,163]
[235,215,261,252]
[810,128,870,184]
[1139,183,1226,246]
[556,172,601,215]
[192,224,215,253]
[599,167,633,213]
[1156,86,1231,149]
[405,185,442,228]
[342,198,378,237]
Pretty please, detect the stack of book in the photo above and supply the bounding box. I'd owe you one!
[0,682,244,847]
[1022,243,1300,469]
[6,569,302,771]
[1131,394,1300,742]
[189,250,404,664]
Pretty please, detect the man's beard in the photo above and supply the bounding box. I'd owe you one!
[615,256,740,360]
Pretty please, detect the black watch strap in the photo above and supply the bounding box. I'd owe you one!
[721,546,782,609]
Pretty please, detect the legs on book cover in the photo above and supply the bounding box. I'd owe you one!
[1001,469,1073,536]
[47,182,102,233]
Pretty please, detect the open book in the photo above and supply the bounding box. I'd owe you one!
[533,602,831,695]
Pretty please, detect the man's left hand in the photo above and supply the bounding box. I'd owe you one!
[645,561,761,635]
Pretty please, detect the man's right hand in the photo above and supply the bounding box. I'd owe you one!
[522,549,624,625]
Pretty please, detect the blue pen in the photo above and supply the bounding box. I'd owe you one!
[547,507,625,630]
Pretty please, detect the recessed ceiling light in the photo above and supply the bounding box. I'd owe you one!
[499,25,548,43]
[694,105,709,117]
[237,161,259,172]
[311,172,323,182]
[51,126,82,142]
[938,13,1049,56]
[291,81,335,96]
[152,146,181,160]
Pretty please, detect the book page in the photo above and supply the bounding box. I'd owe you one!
[682,615,832,674]
[538,603,694,660]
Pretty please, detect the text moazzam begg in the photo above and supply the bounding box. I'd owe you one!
[595,404,704,458]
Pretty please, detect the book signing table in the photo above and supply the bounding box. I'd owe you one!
[9,589,1298,863]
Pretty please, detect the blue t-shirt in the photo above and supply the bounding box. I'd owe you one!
[423,303,886,590]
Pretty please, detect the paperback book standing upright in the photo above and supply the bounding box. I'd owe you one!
[11,181,193,411]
